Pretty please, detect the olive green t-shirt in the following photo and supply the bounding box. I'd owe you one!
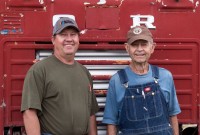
[21,55,99,135]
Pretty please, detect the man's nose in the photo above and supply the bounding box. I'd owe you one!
[64,35,73,40]
[136,44,143,50]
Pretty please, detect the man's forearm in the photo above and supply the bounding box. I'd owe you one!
[23,109,40,135]
[89,115,97,135]
[107,124,117,135]
[170,115,179,135]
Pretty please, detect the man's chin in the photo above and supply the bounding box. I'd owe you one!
[64,51,74,55]
[135,60,147,64]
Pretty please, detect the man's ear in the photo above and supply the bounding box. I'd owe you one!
[125,43,129,53]
[151,42,156,53]
[51,36,55,45]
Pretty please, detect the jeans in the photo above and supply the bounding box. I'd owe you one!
[118,66,173,135]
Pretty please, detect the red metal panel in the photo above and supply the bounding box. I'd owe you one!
[6,0,46,7]
[0,38,4,135]
[86,7,119,29]
[4,42,37,126]
[0,0,200,134]
[150,41,199,123]
[0,13,24,35]
[2,39,199,125]
[160,0,194,9]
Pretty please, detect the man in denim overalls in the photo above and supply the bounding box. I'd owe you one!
[102,26,181,135]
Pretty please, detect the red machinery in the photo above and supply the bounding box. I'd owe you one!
[0,0,200,134]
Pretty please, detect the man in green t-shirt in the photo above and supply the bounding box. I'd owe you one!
[21,17,99,135]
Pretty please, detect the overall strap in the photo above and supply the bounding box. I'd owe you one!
[117,69,128,88]
[151,65,159,79]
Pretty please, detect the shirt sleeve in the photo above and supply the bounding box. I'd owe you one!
[86,69,99,115]
[90,89,99,115]
[102,79,119,125]
[21,67,44,112]
[168,76,181,116]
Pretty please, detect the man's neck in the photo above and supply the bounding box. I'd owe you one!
[129,62,149,75]
[54,54,75,65]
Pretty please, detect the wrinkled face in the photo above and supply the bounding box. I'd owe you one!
[125,39,155,64]
[52,27,80,58]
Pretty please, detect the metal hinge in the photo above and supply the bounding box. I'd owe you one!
[0,99,6,108]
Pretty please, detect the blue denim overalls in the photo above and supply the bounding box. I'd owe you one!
[117,65,173,135]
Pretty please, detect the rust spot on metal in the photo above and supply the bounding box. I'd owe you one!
[39,0,44,4]
[195,1,199,8]
[80,29,88,35]
[97,0,106,5]
[156,0,162,3]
